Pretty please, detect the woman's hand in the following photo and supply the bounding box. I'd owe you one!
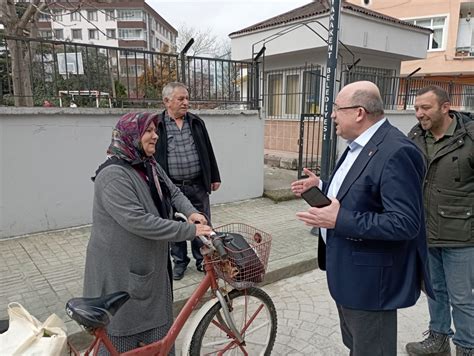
[291,168,320,197]
[189,213,207,225]
[195,224,213,237]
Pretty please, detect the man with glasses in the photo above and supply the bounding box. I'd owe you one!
[405,86,473,356]
[292,81,433,356]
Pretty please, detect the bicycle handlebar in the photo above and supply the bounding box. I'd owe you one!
[211,233,228,259]
[174,212,228,260]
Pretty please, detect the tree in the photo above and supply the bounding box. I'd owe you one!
[0,0,46,106]
[137,44,178,101]
[0,0,106,107]
[177,25,231,58]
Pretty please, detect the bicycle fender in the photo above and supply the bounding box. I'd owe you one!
[180,297,220,355]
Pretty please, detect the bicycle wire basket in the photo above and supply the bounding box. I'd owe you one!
[209,223,272,290]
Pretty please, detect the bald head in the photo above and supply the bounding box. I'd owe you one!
[332,81,386,140]
[338,81,384,119]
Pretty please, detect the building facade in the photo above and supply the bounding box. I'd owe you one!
[36,0,177,54]
[347,0,474,84]
[230,2,431,159]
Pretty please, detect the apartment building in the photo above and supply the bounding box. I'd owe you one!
[36,0,177,53]
[347,0,474,84]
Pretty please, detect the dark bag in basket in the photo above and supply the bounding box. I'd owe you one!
[222,233,265,283]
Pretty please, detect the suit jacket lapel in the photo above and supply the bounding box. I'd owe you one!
[336,121,391,200]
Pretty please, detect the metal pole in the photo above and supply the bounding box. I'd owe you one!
[180,38,194,84]
[320,0,341,181]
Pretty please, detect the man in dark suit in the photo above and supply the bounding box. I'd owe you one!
[292,81,433,356]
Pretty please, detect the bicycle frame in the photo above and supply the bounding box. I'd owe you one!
[72,255,222,356]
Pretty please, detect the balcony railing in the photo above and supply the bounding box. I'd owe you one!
[455,46,474,57]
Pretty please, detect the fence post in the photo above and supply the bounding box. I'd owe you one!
[180,38,194,85]
[448,80,454,100]
[403,67,421,110]
[252,46,265,110]
[403,77,410,110]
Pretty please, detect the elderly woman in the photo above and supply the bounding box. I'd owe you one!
[83,112,212,354]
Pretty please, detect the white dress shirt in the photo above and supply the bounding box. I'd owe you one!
[320,118,386,243]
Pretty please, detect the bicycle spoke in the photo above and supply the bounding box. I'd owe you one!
[189,288,277,356]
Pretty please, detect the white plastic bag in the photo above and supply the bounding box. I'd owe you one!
[0,302,67,356]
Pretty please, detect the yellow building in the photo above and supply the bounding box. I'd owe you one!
[347,0,474,84]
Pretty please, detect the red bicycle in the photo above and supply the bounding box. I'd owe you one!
[66,223,277,355]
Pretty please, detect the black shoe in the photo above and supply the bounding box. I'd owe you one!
[173,265,186,280]
[196,263,205,273]
[406,330,451,355]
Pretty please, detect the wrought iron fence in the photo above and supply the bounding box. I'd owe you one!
[344,70,474,112]
[259,65,473,120]
[0,35,255,109]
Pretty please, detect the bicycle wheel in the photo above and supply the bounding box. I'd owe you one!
[189,287,277,355]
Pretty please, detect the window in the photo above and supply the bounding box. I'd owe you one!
[105,9,115,21]
[344,65,397,108]
[463,86,474,111]
[54,29,64,40]
[303,70,322,114]
[119,48,145,57]
[38,13,51,21]
[72,29,82,40]
[39,30,52,39]
[118,29,143,40]
[87,10,98,21]
[285,75,299,115]
[117,10,144,21]
[70,11,81,22]
[53,10,63,22]
[267,74,283,116]
[406,17,446,50]
[106,29,116,39]
[127,65,144,76]
[88,29,99,40]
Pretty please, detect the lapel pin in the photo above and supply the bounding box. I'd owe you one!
[368,150,374,156]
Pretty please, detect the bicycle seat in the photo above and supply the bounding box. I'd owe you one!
[66,291,130,329]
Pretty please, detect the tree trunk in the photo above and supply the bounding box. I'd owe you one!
[7,38,34,107]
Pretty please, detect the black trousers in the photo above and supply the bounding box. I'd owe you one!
[337,304,397,356]
[170,183,210,268]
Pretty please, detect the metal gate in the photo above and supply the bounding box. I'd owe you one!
[297,68,329,179]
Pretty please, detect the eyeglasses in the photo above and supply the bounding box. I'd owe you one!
[333,103,371,114]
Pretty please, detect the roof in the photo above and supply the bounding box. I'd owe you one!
[229,0,431,37]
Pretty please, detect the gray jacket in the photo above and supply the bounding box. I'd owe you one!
[83,162,198,336]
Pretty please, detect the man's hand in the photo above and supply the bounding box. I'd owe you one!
[291,168,320,197]
[211,182,221,191]
[189,213,207,225]
[296,198,340,228]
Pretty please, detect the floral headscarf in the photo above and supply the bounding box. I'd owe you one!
[107,112,159,164]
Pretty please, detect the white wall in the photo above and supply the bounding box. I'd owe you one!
[0,108,262,239]
[231,11,430,62]
[336,110,418,158]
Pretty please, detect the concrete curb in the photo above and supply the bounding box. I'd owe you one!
[263,189,299,202]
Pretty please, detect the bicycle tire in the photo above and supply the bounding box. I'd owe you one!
[188,287,277,355]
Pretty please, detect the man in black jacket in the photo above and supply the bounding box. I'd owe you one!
[155,82,221,280]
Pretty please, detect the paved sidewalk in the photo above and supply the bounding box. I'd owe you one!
[0,196,315,335]
[0,165,434,355]
[260,269,431,355]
